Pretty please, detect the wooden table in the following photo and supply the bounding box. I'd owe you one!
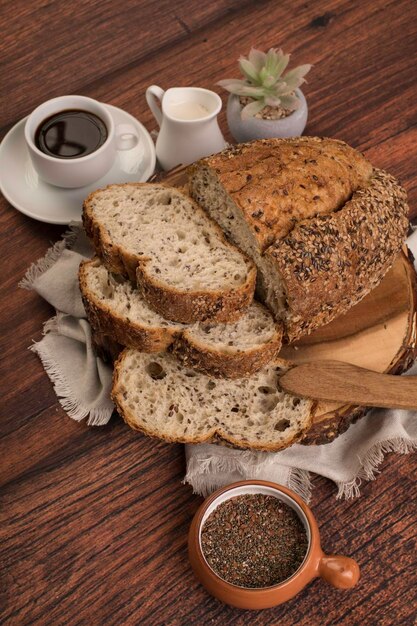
[1,1,416,624]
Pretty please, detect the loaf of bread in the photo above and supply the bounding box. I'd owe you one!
[189,137,409,341]
[80,257,282,377]
[112,349,313,451]
[83,183,256,324]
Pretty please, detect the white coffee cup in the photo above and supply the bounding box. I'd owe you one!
[24,95,139,188]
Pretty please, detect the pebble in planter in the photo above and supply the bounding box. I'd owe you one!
[218,47,312,143]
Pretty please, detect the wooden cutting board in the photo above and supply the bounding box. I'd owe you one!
[285,248,417,444]
[162,168,417,446]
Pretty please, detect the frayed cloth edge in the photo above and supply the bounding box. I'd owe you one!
[30,334,112,427]
[183,437,416,501]
[183,455,312,502]
[183,450,267,498]
[335,437,417,499]
[287,467,312,503]
[42,314,60,335]
[18,223,81,290]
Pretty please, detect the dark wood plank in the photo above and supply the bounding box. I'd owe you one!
[1,0,417,624]
[1,413,415,626]
[0,0,249,131]
[78,0,417,210]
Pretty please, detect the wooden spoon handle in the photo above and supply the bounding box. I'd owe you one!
[280,361,417,410]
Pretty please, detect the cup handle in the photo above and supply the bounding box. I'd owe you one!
[319,554,360,589]
[115,124,140,151]
[146,85,165,127]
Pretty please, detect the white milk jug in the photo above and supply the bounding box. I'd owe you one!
[146,85,227,170]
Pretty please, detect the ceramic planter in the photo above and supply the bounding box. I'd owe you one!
[226,88,308,143]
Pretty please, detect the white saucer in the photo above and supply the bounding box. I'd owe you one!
[0,104,156,224]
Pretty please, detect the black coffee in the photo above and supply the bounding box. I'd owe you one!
[35,109,108,159]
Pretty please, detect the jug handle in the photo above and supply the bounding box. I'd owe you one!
[146,85,165,127]
[318,554,360,589]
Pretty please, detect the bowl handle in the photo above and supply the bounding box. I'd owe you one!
[318,554,360,589]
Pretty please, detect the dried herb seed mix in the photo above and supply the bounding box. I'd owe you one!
[201,494,308,588]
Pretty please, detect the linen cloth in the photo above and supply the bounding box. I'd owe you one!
[21,226,417,500]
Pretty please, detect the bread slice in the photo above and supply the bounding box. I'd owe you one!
[79,257,282,378]
[189,137,409,341]
[112,350,313,451]
[172,301,282,378]
[80,257,184,353]
[83,183,256,324]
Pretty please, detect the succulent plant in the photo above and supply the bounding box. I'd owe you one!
[217,47,312,119]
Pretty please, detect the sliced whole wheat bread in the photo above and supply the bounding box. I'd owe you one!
[82,183,256,324]
[80,257,184,353]
[112,349,313,451]
[80,257,282,378]
[172,304,281,378]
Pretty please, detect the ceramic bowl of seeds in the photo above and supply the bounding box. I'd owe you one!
[188,480,360,609]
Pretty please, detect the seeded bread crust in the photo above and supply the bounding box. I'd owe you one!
[264,168,409,340]
[93,325,282,378]
[82,183,257,324]
[112,350,313,451]
[79,259,178,352]
[171,323,282,378]
[188,138,409,341]
[135,267,251,325]
[189,136,373,253]
[80,258,282,377]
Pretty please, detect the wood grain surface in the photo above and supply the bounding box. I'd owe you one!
[1,1,416,625]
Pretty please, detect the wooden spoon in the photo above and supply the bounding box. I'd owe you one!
[279,360,417,410]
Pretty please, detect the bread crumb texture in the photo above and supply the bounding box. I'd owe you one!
[80,258,282,377]
[112,350,312,451]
